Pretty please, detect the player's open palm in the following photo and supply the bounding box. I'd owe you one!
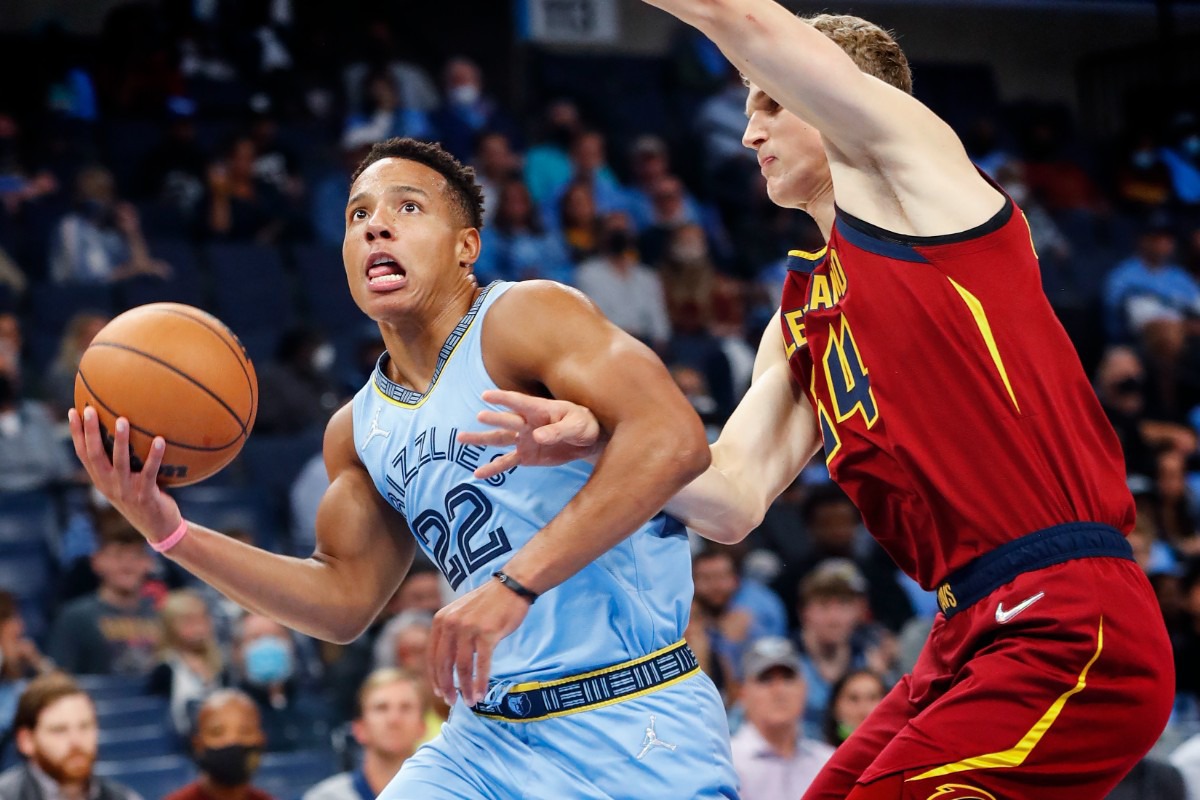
[457,389,604,480]
[68,407,182,545]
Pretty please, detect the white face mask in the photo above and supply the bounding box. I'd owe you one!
[311,343,336,373]
[450,84,481,106]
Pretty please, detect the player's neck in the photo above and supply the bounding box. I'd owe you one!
[379,281,480,394]
[800,183,836,240]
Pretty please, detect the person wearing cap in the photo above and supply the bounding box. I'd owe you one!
[731,637,834,799]
[795,559,896,739]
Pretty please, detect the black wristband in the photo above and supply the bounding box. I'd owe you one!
[493,571,538,604]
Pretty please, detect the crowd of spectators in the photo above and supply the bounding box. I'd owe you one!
[2,2,1200,798]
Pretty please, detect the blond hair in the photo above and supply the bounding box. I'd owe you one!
[356,667,425,719]
[803,14,913,95]
[159,589,223,677]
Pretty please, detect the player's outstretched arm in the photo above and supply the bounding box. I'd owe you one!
[430,281,710,704]
[644,0,1001,231]
[68,404,414,644]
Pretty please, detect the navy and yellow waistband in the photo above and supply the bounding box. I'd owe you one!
[936,522,1133,618]
[471,639,699,722]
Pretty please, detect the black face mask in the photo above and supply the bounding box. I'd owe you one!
[195,744,261,787]
[0,373,15,407]
[604,230,634,255]
[1113,376,1144,396]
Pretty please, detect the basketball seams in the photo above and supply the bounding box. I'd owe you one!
[148,306,257,412]
[85,341,249,440]
[76,369,245,453]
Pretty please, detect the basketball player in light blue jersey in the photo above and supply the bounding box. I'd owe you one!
[68,137,738,800]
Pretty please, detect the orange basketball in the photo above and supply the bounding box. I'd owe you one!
[74,303,258,487]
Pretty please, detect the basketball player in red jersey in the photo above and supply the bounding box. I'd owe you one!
[459,3,1175,798]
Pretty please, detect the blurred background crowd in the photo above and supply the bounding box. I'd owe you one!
[2,0,1200,798]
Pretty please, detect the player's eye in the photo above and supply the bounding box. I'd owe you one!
[351,208,367,220]
[401,201,420,213]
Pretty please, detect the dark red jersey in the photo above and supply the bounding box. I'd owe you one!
[779,197,1133,589]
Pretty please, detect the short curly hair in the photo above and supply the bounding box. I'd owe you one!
[351,137,485,229]
[803,14,913,95]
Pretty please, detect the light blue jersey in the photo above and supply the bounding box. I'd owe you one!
[353,281,737,799]
[352,281,693,683]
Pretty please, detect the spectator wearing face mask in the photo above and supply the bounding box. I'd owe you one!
[430,57,518,162]
[233,614,327,752]
[164,689,274,800]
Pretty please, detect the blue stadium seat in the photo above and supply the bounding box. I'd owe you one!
[98,723,181,761]
[172,484,284,551]
[291,244,361,334]
[116,272,203,311]
[75,674,152,702]
[0,540,54,601]
[240,429,325,502]
[206,242,297,337]
[29,283,115,338]
[94,754,195,799]
[93,696,170,729]
[0,490,57,544]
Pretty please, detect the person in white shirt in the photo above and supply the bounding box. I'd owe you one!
[731,636,834,800]
[1171,732,1200,800]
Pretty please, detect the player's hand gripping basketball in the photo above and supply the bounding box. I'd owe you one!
[457,389,603,479]
[68,407,182,545]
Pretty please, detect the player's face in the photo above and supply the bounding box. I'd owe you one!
[742,83,831,210]
[353,679,425,759]
[17,695,98,786]
[343,158,479,322]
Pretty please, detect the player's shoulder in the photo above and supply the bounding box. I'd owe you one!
[488,279,595,320]
[322,400,359,471]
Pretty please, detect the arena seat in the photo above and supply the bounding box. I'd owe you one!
[291,243,360,335]
[94,754,196,799]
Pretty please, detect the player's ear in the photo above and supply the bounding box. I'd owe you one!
[457,226,481,269]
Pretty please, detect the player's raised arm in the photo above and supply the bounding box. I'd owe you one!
[69,403,415,644]
[646,0,1001,231]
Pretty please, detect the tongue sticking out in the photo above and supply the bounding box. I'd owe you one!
[368,263,406,285]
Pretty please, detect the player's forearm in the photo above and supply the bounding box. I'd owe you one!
[163,523,375,643]
[662,452,768,543]
[500,419,710,594]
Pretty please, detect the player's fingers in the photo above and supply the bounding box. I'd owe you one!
[455,636,477,706]
[139,437,167,492]
[111,418,131,476]
[475,409,528,432]
[481,389,554,421]
[532,414,598,446]
[67,409,89,465]
[474,452,518,480]
[457,429,519,448]
[471,639,494,707]
[430,623,457,701]
[80,407,114,476]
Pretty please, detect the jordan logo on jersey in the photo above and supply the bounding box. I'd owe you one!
[360,407,392,452]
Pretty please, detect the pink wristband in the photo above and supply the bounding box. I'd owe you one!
[151,518,189,554]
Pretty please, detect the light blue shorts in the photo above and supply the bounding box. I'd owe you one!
[380,672,739,799]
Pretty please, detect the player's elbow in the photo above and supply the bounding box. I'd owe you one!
[670,422,712,485]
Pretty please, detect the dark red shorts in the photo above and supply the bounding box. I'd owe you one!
[803,555,1174,800]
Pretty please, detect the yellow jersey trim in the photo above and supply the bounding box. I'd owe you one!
[473,669,699,724]
[473,638,698,723]
[947,277,1020,414]
[908,618,1104,781]
[788,247,828,261]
